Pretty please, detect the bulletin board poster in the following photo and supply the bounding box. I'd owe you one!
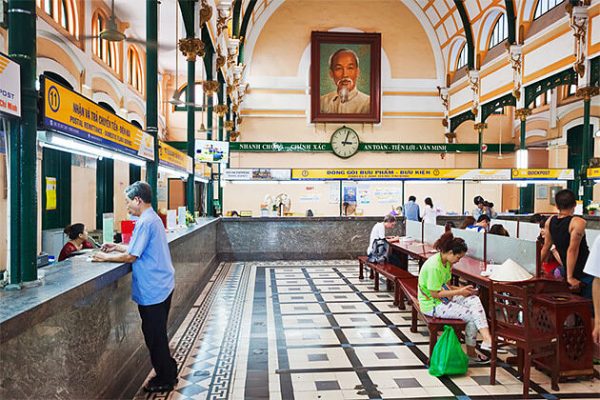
[373,186,401,204]
[45,177,57,210]
[357,184,371,205]
[343,186,357,204]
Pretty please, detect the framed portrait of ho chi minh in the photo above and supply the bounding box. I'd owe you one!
[311,31,381,124]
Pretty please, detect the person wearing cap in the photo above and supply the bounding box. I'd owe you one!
[472,196,497,219]
[583,235,600,343]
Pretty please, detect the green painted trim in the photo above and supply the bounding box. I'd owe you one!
[177,0,197,38]
[165,141,187,151]
[481,93,515,123]
[455,0,475,69]
[129,164,141,184]
[449,110,476,132]
[238,0,258,63]
[591,56,599,87]
[229,142,515,153]
[41,147,71,230]
[505,0,516,44]
[524,68,577,108]
[232,0,242,38]
[96,158,114,230]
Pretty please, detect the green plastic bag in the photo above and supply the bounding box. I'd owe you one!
[428,325,469,377]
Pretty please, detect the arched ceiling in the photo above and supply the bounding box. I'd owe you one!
[238,0,519,80]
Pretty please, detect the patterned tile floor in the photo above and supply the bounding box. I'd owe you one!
[134,260,600,400]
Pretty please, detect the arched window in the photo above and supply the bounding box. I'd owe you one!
[92,9,120,75]
[489,13,508,49]
[127,46,144,94]
[37,0,79,39]
[534,0,563,19]
[456,45,468,70]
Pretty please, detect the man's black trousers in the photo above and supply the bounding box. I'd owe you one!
[138,292,178,384]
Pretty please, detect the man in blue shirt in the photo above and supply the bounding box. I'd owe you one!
[403,195,420,221]
[93,181,177,393]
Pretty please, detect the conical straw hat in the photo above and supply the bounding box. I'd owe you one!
[489,258,533,282]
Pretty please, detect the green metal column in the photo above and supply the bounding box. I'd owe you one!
[516,108,533,213]
[8,0,37,284]
[146,0,159,210]
[475,123,487,169]
[217,75,224,211]
[186,58,196,214]
[204,37,215,216]
[580,88,597,208]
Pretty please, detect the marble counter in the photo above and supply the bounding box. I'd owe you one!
[0,218,219,400]
[218,216,405,261]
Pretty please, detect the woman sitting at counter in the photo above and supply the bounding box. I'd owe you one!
[418,231,494,364]
[58,223,95,261]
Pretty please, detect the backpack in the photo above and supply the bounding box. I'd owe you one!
[368,238,388,263]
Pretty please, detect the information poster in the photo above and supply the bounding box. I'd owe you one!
[357,184,371,205]
[373,186,401,204]
[328,182,340,204]
[45,177,57,210]
[343,185,357,204]
[102,213,114,244]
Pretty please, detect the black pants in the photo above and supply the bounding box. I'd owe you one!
[138,292,177,384]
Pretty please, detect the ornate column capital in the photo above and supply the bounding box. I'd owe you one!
[214,104,228,117]
[203,80,220,96]
[178,38,204,61]
[576,86,600,101]
[199,0,213,26]
[230,131,240,141]
[515,108,532,121]
[445,132,456,143]
[216,45,226,69]
[224,120,234,131]
[474,123,487,131]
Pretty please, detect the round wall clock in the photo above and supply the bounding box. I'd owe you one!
[330,126,360,159]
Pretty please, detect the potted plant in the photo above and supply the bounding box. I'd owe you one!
[587,203,599,216]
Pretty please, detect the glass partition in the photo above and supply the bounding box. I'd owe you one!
[451,228,485,260]
[423,223,445,245]
[491,218,517,237]
[585,229,600,247]
[405,220,422,240]
[519,221,540,241]
[486,235,537,274]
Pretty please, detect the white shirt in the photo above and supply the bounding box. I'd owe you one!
[583,235,600,277]
[367,222,386,254]
[421,205,437,225]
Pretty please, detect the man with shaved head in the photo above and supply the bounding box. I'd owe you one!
[320,48,370,114]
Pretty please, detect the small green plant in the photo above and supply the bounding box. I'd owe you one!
[185,211,196,226]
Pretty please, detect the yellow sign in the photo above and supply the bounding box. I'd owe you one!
[159,141,193,173]
[511,169,574,180]
[45,177,57,210]
[42,77,154,160]
[588,168,600,178]
[291,169,511,181]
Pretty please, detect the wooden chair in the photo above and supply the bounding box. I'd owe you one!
[489,282,559,398]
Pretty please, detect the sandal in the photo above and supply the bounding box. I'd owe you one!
[469,353,490,365]
[480,342,507,354]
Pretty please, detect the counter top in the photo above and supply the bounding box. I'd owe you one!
[0,218,218,342]
[221,216,403,222]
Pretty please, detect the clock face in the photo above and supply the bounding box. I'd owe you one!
[330,127,360,159]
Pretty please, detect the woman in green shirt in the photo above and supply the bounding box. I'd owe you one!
[418,231,493,364]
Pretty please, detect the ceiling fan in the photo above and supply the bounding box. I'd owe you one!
[82,0,173,50]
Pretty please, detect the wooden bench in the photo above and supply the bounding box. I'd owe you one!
[358,257,414,307]
[396,278,466,357]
